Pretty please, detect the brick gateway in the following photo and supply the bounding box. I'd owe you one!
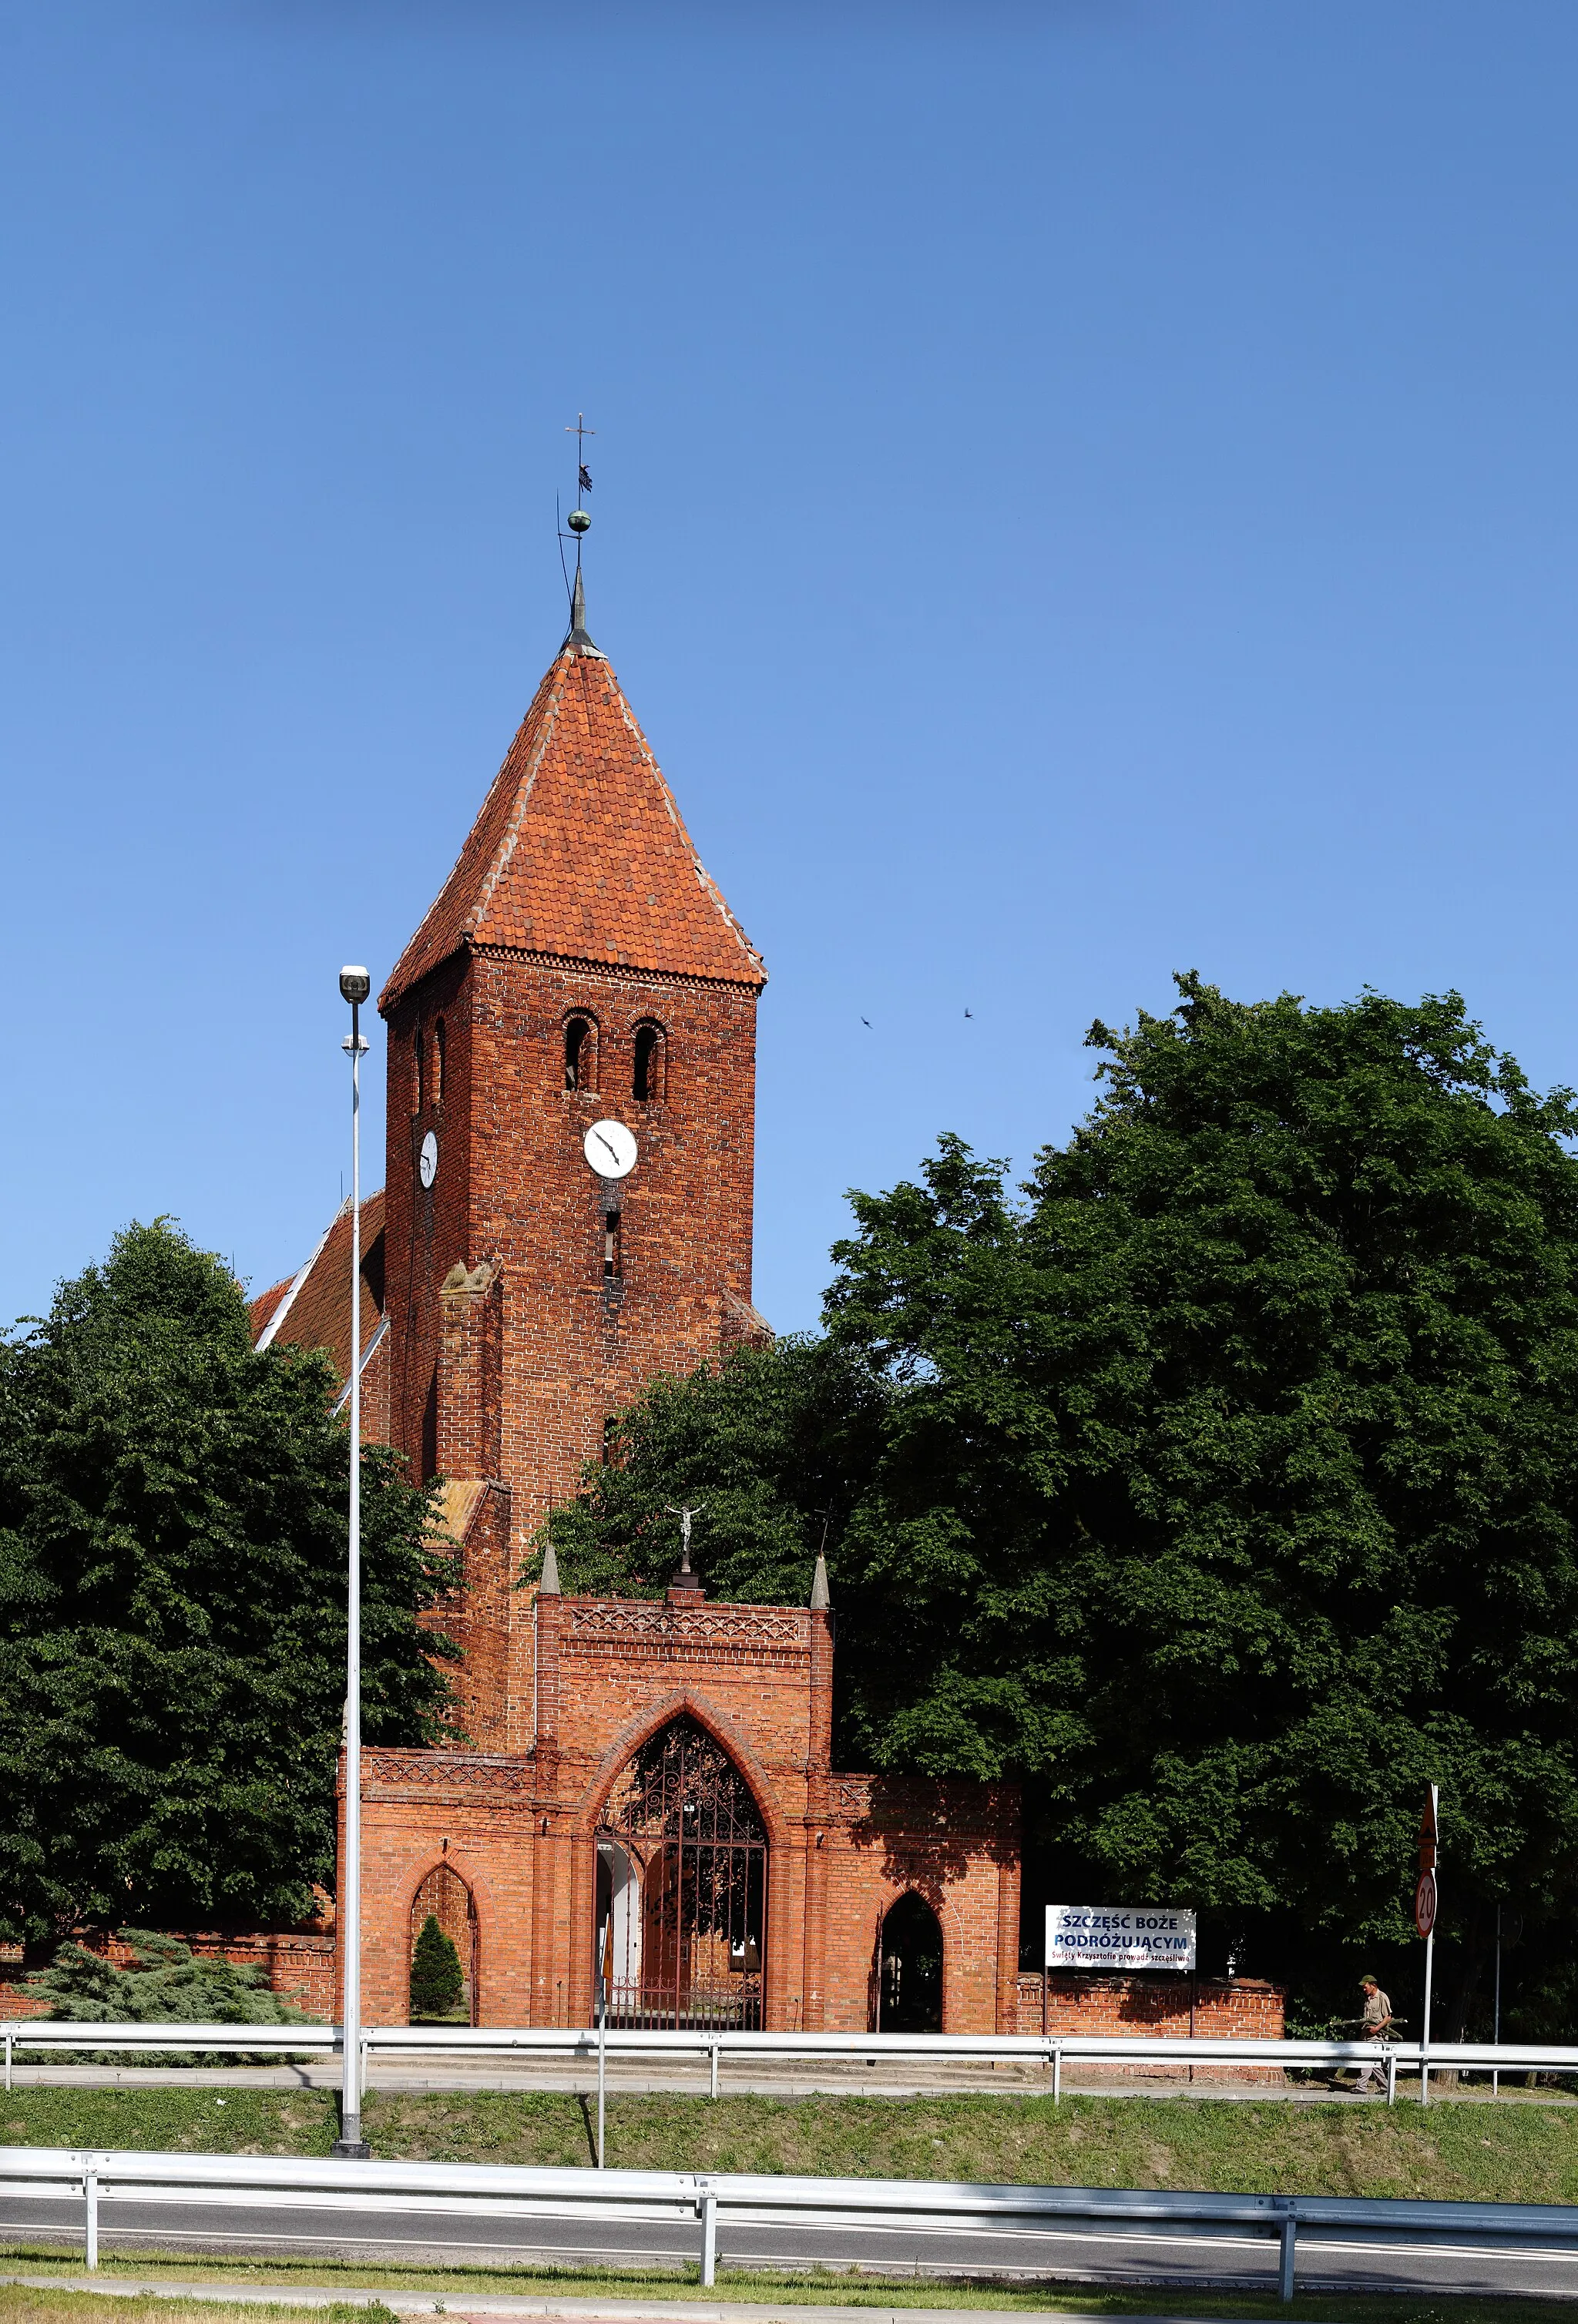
[352,1573,1022,2032]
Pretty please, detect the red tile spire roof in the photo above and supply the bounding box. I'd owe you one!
[380,633,764,1011]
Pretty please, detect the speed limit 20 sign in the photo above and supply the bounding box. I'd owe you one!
[1414,1870,1437,1938]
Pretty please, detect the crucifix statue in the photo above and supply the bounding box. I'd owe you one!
[665,1502,705,1591]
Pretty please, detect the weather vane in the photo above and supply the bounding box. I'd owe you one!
[556,414,596,637]
[562,412,593,537]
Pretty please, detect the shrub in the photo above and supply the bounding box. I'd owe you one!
[409,1913,465,2019]
[22,1927,314,2064]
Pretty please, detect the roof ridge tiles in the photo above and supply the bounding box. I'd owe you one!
[380,644,764,1013]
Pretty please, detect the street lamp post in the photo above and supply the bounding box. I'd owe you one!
[334,965,371,2158]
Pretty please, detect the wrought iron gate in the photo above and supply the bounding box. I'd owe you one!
[596,1715,767,2029]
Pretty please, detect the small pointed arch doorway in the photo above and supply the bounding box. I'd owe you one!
[595,1715,767,2028]
[409,1862,478,2024]
[877,1891,943,2034]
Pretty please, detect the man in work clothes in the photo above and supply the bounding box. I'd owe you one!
[1352,1976,1394,2094]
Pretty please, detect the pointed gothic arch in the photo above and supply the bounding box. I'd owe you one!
[575,1686,788,1849]
[594,1713,767,2028]
[409,1860,479,2025]
[876,1890,944,2034]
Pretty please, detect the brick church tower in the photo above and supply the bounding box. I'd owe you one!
[373,580,767,1750]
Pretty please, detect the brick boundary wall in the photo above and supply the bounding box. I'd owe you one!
[2,1947,1285,2079]
[1012,1970,1286,2080]
[0,1930,338,2023]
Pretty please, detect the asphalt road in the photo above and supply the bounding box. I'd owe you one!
[4,2185,1578,2300]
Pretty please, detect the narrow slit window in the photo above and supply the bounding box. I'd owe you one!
[603,1209,623,1281]
[632,1023,665,1102]
[421,1367,439,1483]
[565,1016,593,1092]
[603,1414,621,1466]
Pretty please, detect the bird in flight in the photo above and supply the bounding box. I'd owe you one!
[861,1017,871,1028]
[965,1008,973,1018]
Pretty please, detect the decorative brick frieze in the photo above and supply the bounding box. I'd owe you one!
[565,1601,811,1662]
[478,947,765,999]
[358,1750,532,1795]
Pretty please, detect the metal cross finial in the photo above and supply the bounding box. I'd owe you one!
[665,1502,705,1574]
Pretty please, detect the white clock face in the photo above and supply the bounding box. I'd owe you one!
[583,1119,638,1180]
[418,1130,438,1189]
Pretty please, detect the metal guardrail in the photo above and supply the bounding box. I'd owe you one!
[2,2141,1578,2301]
[7,2020,1578,2104]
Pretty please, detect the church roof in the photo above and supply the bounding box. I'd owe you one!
[380,639,764,1011]
[248,1189,386,1393]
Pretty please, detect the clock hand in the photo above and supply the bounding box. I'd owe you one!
[596,1132,621,1163]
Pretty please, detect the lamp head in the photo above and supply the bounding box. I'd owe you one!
[339,966,371,1005]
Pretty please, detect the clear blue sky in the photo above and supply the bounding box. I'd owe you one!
[5,1,1578,1336]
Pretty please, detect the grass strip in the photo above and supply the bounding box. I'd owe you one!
[0,2264,1569,2324]
[0,2097,334,2161]
[6,2090,1578,2208]
[362,2089,1578,2202]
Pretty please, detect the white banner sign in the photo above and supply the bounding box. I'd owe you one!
[1046,1903,1197,1971]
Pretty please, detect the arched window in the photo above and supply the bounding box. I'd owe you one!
[878,1892,943,2034]
[431,1018,445,1109]
[597,1716,767,2029]
[410,1862,478,2025]
[412,1028,425,1115]
[564,1015,596,1092]
[632,1022,666,1103]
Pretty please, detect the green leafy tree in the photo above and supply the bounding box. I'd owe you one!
[542,978,1578,2031]
[0,1219,458,1949]
[409,1913,465,2019]
[541,1333,886,1604]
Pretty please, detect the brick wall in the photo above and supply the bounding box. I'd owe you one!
[0,1967,46,2021]
[1010,1970,1285,2075]
[814,1776,1022,2034]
